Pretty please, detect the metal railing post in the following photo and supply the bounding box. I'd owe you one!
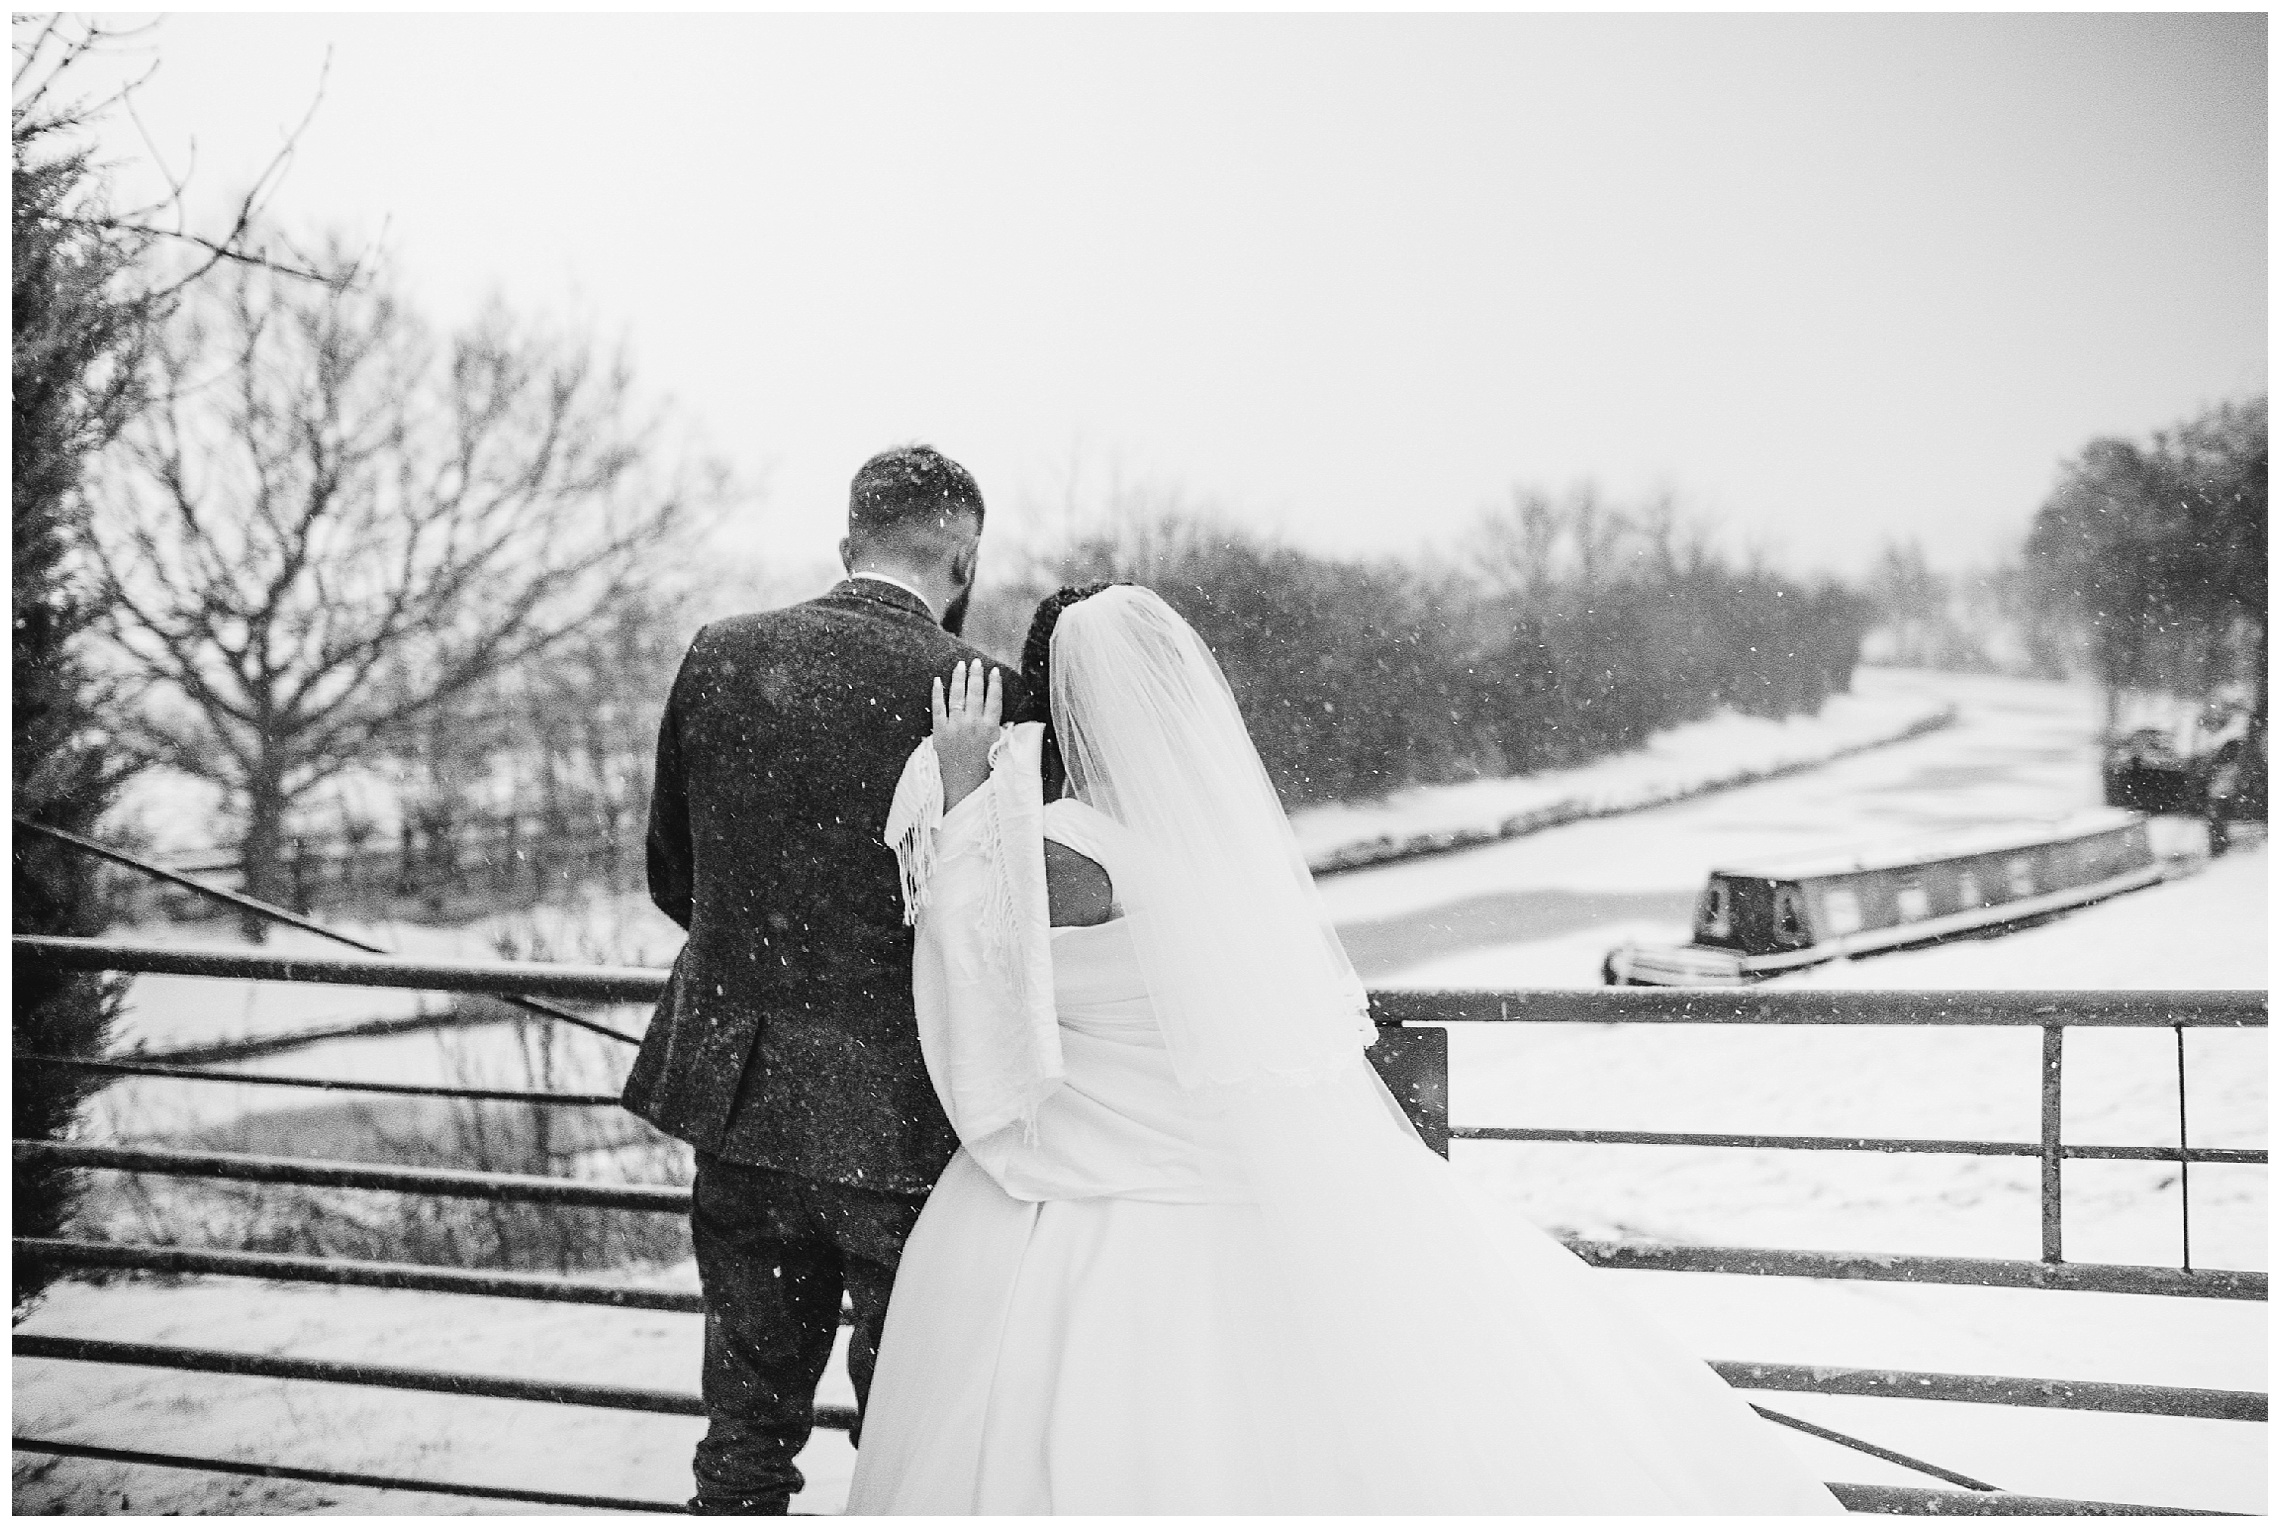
[2176,1023,2192,1273]
[2040,1024,2064,1264]
[1367,1018,1450,1157]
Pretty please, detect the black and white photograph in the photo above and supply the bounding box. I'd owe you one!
[11,8,2266,1517]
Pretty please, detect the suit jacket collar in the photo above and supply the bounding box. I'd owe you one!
[829,576,937,624]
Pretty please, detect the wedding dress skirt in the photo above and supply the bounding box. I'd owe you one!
[846,801,1843,1515]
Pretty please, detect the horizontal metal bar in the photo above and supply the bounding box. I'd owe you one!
[14,936,669,1004]
[11,823,642,1045]
[1713,1359,2265,1421]
[14,1052,624,1107]
[28,1141,2263,1298]
[16,1322,2257,1513]
[1371,988,2268,1028]
[12,818,412,962]
[8,1437,2226,1521]
[41,1239,2253,1423]
[1567,1238,2267,1300]
[12,1333,859,1434]
[14,1139,689,1214]
[18,939,2268,1031]
[1454,1126,2266,1166]
[1461,1125,2017,1154]
[1829,1482,2232,1516]
[131,1010,511,1067]
[15,1238,705,1314]
[15,1332,705,1416]
[2066,1143,2268,1165]
[1752,1403,1997,1491]
[8,1435,688,1514]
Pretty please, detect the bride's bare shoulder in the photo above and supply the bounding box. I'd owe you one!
[1043,839,1115,928]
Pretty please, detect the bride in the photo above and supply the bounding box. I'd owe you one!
[845,582,1842,1515]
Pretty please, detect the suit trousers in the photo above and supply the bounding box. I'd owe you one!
[689,1154,928,1510]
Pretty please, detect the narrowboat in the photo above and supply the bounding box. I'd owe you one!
[1603,809,2164,987]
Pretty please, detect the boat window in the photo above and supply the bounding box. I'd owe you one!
[1772,886,1809,946]
[1956,872,1983,908]
[1896,883,1930,922]
[1697,882,1733,940]
[1821,889,1863,936]
[2006,857,2035,898]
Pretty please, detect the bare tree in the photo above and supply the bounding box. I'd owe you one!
[1565,484,1630,592]
[91,246,720,932]
[15,15,355,297]
[1469,484,1641,602]
[1469,487,1563,603]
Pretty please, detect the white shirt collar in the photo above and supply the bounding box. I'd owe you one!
[849,570,938,619]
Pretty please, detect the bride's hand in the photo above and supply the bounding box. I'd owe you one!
[933,659,1003,812]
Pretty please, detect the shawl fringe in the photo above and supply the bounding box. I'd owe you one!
[885,740,945,925]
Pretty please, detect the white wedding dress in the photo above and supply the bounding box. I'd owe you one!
[847,587,1844,1515]
[846,793,1842,1514]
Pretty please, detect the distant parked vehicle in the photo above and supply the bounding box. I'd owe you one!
[1602,809,2164,987]
[2101,727,2211,817]
[2100,694,2265,830]
[2103,729,2267,842]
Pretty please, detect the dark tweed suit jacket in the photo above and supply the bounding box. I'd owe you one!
[624,578,1026,1196]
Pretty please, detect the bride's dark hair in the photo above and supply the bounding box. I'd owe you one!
[1018,580,1129,798]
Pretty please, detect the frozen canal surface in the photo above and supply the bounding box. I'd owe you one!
[1318,668,2136,974]
[21,669,2267,1514]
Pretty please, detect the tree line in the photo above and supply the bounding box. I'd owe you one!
[126,479,1876,926]
[1856,394,2266,744]
[967,488,1872,809]
[2023,397,2267,739]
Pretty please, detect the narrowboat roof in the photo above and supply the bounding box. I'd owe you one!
[1709,808,2145,883]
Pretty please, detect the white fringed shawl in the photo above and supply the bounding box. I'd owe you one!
[886,721,1063,1148]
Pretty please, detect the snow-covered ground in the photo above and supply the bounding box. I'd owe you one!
[84,883,676,1144]
[1337,668,2267,1515]
[1289,665,1957,871]
[1394,850,2268,1514]
[19,667,2267,1514]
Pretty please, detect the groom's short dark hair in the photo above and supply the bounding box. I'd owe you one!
[848,444,985,545]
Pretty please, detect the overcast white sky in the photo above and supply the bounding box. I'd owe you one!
[67,11,2267,580]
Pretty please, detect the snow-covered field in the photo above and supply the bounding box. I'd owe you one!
[83,884,675,1144]
[17,668,2267,1514]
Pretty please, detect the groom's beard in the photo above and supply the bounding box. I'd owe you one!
[942,580,973,637]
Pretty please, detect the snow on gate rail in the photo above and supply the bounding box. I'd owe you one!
[11,935,2268,1515]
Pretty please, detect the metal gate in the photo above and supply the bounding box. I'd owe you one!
[11,823,2268,1514]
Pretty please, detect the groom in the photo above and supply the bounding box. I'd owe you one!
[625,444,1023,1514]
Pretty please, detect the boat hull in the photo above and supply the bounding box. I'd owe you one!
[1604,813,2164,987]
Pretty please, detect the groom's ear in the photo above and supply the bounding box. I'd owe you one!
[838,536,854,574]
[950,541,979,587]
